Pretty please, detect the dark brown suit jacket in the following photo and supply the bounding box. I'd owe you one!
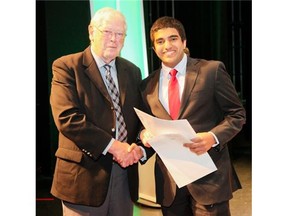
[50,46,142,206]
[140,57,246,206]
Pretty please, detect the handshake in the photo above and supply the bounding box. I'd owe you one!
[108,140,144,168]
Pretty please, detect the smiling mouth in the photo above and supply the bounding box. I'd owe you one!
[164,51,176,57]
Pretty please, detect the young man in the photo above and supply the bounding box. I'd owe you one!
[139,16,246,216]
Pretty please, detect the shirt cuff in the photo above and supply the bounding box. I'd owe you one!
[208,131,219,147]
[139,146,147,162]
[102,138,115,155]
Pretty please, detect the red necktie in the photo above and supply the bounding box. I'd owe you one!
[168,69,180,120]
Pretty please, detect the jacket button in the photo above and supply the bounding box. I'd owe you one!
[111,128,115,132]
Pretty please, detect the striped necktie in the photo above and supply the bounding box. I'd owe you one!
[103,64,127,142]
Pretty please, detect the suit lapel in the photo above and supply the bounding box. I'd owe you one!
[115,59,128,106]
[145,70,171,120]
[180,58,200,117]
[82,47,112,103]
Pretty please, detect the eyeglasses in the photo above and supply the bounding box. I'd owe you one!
[94,26,126,40]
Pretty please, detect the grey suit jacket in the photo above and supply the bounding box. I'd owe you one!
[50,46,142,206]
[140,57,246,206]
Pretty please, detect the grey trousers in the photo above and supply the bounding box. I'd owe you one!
[62,163,133,216]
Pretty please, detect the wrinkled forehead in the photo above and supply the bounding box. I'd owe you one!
[101,18,126,32]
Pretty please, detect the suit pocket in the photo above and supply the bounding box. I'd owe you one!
[55,147,83,163]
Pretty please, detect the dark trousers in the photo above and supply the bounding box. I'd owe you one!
[161,186,231,216]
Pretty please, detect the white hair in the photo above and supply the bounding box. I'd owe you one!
[90,7,127,32]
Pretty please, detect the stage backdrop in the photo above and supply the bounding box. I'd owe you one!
[90,0,148,78]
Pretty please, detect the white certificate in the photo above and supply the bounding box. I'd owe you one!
[134,108,217,188]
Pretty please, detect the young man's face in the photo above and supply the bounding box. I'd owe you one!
[153,27,186,68]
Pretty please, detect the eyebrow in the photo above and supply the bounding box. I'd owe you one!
[169,34,179,38]
[155,34,179,41]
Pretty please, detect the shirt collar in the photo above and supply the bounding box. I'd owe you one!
[90,47,116,70]
[161,54,187,77]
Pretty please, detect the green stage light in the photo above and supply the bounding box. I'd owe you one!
[90,0,148,79]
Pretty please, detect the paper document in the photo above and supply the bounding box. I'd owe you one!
[134,108,217,188]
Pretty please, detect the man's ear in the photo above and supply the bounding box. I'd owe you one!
[88,25,94,41]
[183,39,187,47]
